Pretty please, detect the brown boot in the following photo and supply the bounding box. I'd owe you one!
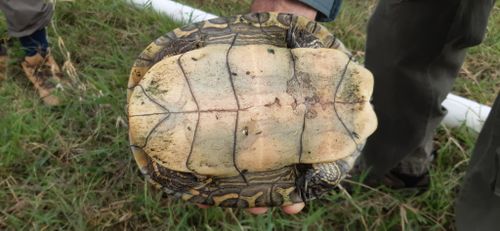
[21,52,65,106]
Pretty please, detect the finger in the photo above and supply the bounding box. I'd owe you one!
[281,202,305,214]
[196,203,210,209]
[245,207,269,215]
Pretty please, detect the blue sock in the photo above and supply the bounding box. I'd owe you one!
[19,28,49,57]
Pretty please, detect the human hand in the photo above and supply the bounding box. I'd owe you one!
[250,0,317,21]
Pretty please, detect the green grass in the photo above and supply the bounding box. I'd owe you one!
[0,0,498,230]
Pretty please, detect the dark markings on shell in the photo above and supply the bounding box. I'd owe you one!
[226,15,238,24]
[153,38,204,64]
[242,12,267,23]
[255,13,283,46]
[306,21,319,34]
[286,50,306,163]
[145,155,303,207]
[153,35,172,47]
[269,182,276,205]
[299,112,307,163]
[129,112,169,117]
[128,12,359,207]
[128,85,172,166]
[130,113,170,153]
[208,17,228,24]
[323,34,335,48]
[164,31,177,40]
[146,158,200,193]
[144,12,335,68]
[225,33,248,184]
[177,52,201,174]
[130,108,245,117]
[136,56,153,62]
[136,84,169,112]
[179,22,198,32]
[332,56,361,152]
[277,13,292,26]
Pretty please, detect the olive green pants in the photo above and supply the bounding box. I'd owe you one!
[0,0,53,37]
[360,0,498,228]
[455,93,500,231]
[362,0,494,179]
[303,0,498,228]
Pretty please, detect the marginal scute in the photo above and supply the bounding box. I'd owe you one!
[277,13,293,26]
[208,17,228,24]
[305,21,320,34]
[179,22,199,32]
[242,12,270,23]
[153,35,173,46]
[164,31,177,40]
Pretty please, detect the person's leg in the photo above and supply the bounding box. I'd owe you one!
[361,0,494,186]
[0,0,65,106]
[455,93,500,230]
[0,0,52,56]
[19,28,49,57]
[0,0,53,38]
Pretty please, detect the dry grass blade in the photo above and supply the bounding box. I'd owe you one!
[226,208,245,231]
[338,184,369,230]
[399,205,408,231]
[50,0,86,92]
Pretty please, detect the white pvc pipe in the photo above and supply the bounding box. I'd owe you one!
[441,93,491,133]
[130,0,217,23]
[129,0,492,133]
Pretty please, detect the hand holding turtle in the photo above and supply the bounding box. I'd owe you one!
[251,0,317,21]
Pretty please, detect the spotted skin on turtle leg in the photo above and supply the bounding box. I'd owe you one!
[300,162,348,201]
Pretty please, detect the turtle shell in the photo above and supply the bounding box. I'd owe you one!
[127,12,377,207]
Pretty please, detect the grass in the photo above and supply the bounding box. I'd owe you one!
[0,0,498,230]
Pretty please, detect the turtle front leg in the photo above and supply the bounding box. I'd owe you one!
[299,161,351,201]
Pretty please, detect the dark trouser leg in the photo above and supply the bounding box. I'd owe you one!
[0,0,53,56]
[455,93,500,230]
[19,28,49,57]
[0,0,53,38]
[361,0,464,181]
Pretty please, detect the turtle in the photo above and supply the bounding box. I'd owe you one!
[127,12,377,208]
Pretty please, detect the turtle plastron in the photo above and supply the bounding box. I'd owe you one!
[127,12,378,208]
[21,52,65,106]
